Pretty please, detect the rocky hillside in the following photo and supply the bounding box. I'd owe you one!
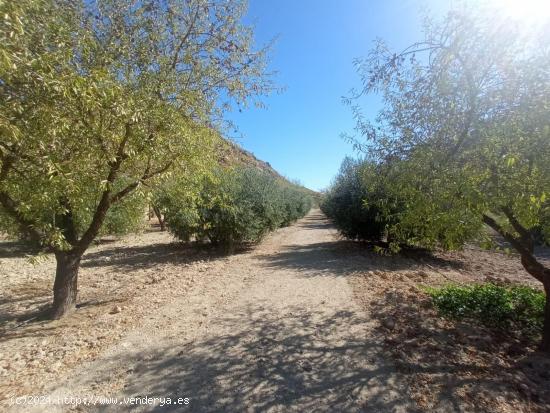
[220,139,320,202]
[221,140,284,179]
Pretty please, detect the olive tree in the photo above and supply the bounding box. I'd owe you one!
[321,157,389,242]
[161,166,313,251]
[0,0,272,318]
[350,8,550,350]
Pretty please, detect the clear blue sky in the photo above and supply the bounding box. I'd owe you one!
[227,0,452,191]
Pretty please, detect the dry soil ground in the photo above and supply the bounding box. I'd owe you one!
[1,210,549,412]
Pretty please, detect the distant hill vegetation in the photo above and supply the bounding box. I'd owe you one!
[220,140,283,179]
[220,139,320,202]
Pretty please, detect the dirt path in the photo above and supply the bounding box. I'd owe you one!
[17,210,409,412]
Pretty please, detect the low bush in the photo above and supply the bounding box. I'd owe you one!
[427,283,545,336]
[321,157,389,242]
[161,166,312,251]
[99,192,147,236]
[321,156,482,251]
[281,186,313,226]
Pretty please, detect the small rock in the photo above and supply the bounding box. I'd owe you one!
[417,270,428,278]
[109,306,122,314]
[518,383,530,396]
[301,361,312,372]
[382,318,396,330]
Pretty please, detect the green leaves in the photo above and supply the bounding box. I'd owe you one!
[161,166,312,249]
[0,0,272,252]
[427,284,545,336]
[338,5,550,253]
[321,158,389,242]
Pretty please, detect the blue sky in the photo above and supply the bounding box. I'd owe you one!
[227,0,452,191]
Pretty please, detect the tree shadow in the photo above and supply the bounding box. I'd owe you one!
[0,293,129,344]
[365,286,550,411]
[534,245,550,263]
[256,240,463,278]
[81,242,225,271]
[0,281,52,329]
[1,237,233,343]
[57,303,418,412]
[56,297,548,412]
[0,239,42,258]
[297,214,335,231]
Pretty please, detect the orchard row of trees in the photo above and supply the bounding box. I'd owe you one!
[323,7,550,351]
[156,166,312,251]
[0,0,274,318]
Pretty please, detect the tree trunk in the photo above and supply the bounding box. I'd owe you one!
[50,251,82,319]
[519,255,550,353]
[152,205,165,231]
[541,279,550,353]
[482,213,550,352]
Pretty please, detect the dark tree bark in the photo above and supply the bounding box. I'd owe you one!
[541,279,550,352]
[51,251,82,319]
[152,204,166,231]
[483,212,550,352]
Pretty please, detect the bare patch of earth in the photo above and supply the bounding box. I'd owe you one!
[350,242,550,413]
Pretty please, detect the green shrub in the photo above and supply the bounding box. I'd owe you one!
[321,157,389,241]
[281,186,313,226]
[99,193,147,236]
[161,166,312,250]
[427,283,545,336]
[203,168,276,246]
[151,173,205,242]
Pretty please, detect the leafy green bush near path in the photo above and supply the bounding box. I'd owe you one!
[427,284,545,336]
[160,167,312,251]
[320,158,390,242]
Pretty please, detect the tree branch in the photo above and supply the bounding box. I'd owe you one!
[482,213,546,283]
[74,125,132,254]
[111,160,173,205]
[0,191,43,244]
[501,206,534,253]
[58,197,78,246]
[170,7,200,70]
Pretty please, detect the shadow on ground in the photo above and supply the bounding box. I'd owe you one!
[360,284,550,412]
[80,242,221,271]
[0,240,42,259]
[0,240,216,342]
[256,240,463,279]
[66,303,416,413]
[67,295,550,412]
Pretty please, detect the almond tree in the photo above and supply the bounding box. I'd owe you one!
[351,7,550,350]
[0,0,272,318]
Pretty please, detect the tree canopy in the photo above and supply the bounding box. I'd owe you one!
[330,6,550,350]
[0,0,273,317]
